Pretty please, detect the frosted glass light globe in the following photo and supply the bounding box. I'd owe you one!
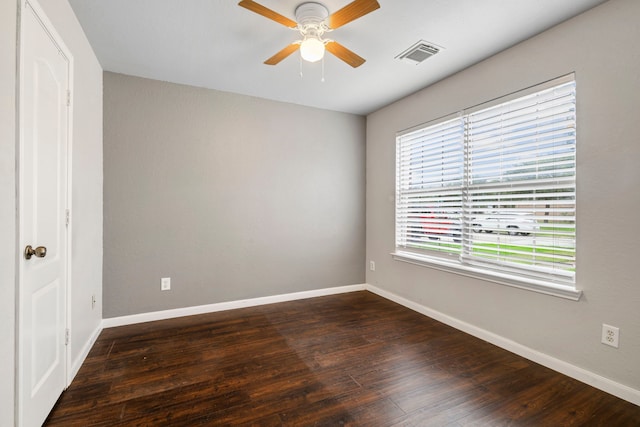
[300,38,325,62]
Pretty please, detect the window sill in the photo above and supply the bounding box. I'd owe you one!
[391,251,582,301]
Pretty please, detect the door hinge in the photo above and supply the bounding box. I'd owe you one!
[67,90,71,107]
[65,328,70,346]
[65,209,70,227]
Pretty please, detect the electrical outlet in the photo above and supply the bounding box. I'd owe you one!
[369,260,376,271]
[161,277,171,291]
[601,324,619,348]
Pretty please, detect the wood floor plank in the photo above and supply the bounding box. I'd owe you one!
[45,291,640,426]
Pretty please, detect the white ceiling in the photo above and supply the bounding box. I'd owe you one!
[68,0,607,115]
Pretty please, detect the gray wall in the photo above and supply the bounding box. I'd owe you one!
[1,0,17,424]
[103,72,366,318]
[366,0,640,393]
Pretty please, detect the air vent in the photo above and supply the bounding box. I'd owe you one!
[396,41,442,64]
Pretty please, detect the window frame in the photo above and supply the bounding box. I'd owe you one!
[393,74,581,300]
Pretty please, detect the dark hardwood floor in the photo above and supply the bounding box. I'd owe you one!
[46,291,639,426]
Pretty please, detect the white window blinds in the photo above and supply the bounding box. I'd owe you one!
[396,116,464,255]
[396,76,576,289]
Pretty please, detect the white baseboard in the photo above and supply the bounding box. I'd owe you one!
[68,322,102,386]
[365,283,640,407]
[102,284,366,329]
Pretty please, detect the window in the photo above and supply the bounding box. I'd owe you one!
[395,75,578,298]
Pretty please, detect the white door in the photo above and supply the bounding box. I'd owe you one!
[18,1,70,426]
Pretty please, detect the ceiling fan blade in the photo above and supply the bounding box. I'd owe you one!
[325,41,366,68]
[238,0,298,28]
[264,43,300,65]
[328,0,380,29]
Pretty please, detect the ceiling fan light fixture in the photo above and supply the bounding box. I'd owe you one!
[300,37,325,62]
[239,0,380,68]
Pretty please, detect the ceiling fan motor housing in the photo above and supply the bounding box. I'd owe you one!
[295,2,329,28]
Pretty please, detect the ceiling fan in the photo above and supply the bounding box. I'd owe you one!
[238,0,380,68]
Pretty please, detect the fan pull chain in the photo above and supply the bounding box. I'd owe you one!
[299,55,304,78]
[321,56,325,83]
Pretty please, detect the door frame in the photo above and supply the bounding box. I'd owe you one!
[16,0,74,424]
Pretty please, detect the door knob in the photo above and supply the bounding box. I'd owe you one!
[24,245,47,260]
